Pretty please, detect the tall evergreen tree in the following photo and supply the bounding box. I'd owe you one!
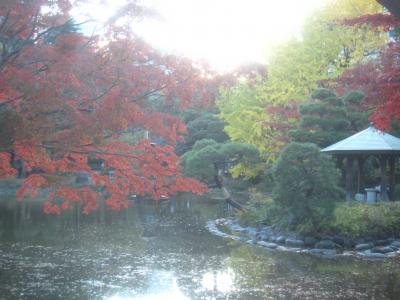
[289,89,369,147]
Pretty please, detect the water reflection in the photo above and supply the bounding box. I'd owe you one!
[1,195,400,299]
[201,268,235,293]
[109,271,189,300]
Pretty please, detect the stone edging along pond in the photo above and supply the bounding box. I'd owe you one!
[206,218,400,260]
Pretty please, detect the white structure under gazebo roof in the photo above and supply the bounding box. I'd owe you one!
[321,124,400,201]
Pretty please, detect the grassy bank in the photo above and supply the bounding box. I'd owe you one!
[240,192,400,239]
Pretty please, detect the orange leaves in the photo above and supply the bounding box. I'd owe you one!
[105,194,129,211]
[1,0,215,215]
[14,141,56,173]
[43,187,100,215]
[17,174,48,200]
[169,177,208,195]
[0,152,17,178]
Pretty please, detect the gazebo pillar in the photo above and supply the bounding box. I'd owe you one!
[389,156,396,201]
[336,155,345,186]
[379,155,389,201]
[345,156,354,201]
[357,156,365,194]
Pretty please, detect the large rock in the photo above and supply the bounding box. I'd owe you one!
[332,236,345,247]
[246,227,258,239]
[355,243,374,251]
[375,239,390,246]
[258,241,278,249]
[359,250,386,259]
[285,238,305,248]
[257,230,271,241]
[332,236,354,248]
[275,236,286,244]
[315,240,338,249]
[386,251,398,258]
[215,218,228,226]
[304,237,318,247]
[268,236,277,243]
[309,248,337,257]
[321,249,337,257]
[309,249,324,255]
[390,240,400,249]
[371,246,396,254]
[230,224,245,233]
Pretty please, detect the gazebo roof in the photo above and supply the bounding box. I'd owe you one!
[321,124,400,155]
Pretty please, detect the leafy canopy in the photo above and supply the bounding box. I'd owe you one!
[218,0,386,162]
[272,142,343,233]
[181,139,261,183]
[289,88,369,147]
[0,0,229,214]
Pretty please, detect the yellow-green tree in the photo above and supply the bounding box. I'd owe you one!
[218,0,386,162]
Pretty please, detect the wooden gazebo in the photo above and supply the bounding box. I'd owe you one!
[321,124,400,201]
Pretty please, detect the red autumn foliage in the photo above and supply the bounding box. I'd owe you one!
[264,105,300,143]
[341,13,400,30]
[339,4,400,130]
[340,42,400,130]
[0,0,235,214]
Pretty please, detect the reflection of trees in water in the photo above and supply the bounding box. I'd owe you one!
[383,271,400,300]
[0,193,228,248]
[2,194,400,299]
[0,196,146,249]
[226,245,400,299]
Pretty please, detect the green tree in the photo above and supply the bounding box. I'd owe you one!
[272,142,343,233]
[176,112,229,155]
[289,89,369,147]
[181,139,261,183]
[181,139,261,204]
[218,0,386,162]
[262,0,385,104]
[218,82,275,159]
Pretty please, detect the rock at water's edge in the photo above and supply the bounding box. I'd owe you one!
[285,238,305,248]
[355,243,374,251]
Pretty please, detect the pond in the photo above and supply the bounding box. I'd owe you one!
[1,195,400,299]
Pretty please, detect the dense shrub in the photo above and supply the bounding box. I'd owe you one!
[240,192,283,226]
[334,202,400,238]
[272,142,343,234]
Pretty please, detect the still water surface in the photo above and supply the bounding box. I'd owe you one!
[1,196,400,299]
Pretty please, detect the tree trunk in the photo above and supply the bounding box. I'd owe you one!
[213,164,244,210]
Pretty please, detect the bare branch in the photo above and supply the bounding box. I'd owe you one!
[130,84,167,103]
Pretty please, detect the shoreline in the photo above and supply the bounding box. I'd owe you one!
[206,218,400,260]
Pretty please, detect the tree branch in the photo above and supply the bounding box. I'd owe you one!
[130,85,167,102]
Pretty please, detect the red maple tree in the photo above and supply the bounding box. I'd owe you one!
[339,2,400,130]
[0,0,228,214]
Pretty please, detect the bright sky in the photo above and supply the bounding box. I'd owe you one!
[73,0,327,72]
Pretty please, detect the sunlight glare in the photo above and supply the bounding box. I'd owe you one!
[201,268,235,293]
[73,0,326,71]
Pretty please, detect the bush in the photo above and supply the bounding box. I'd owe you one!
[239,192,283,226]
[272,142,343,234]
[334,202,400,238]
